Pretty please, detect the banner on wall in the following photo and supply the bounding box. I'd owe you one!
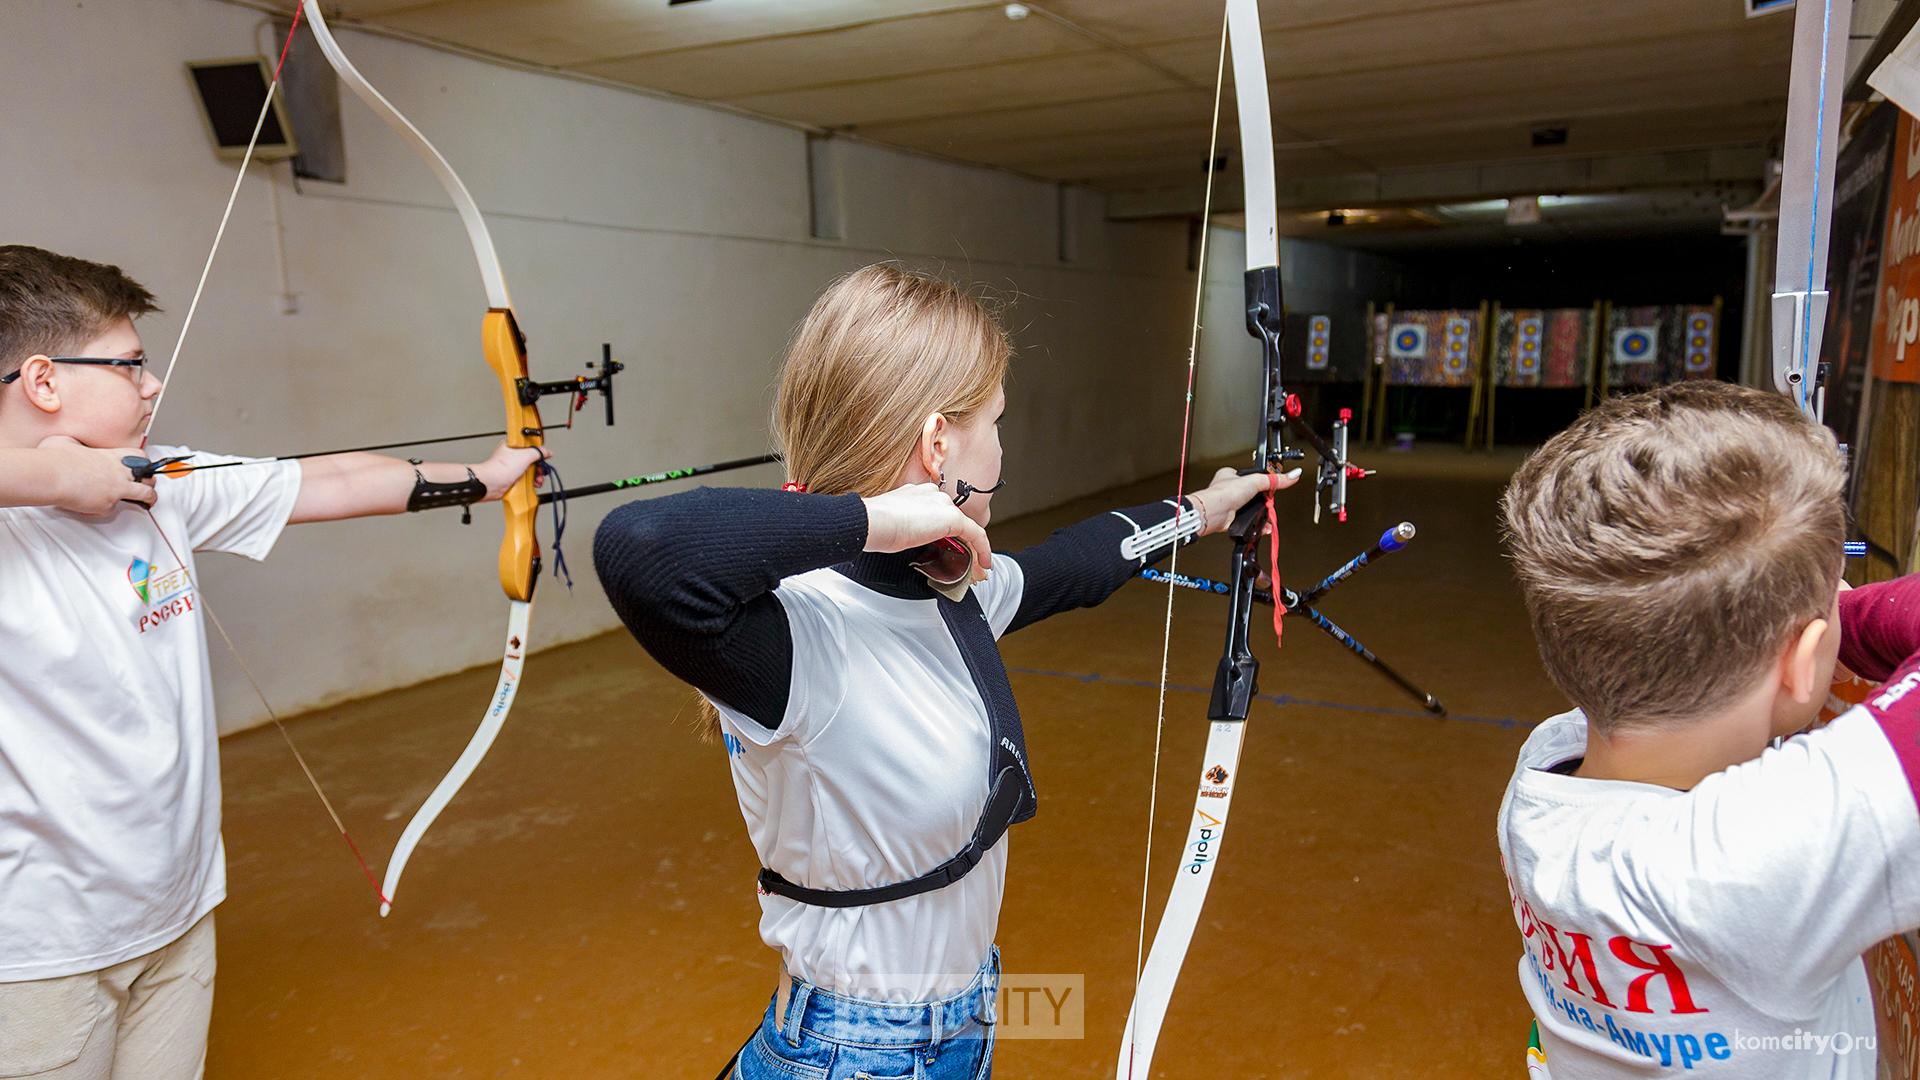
[1857,110,1920,584]
[1603,305,1717,390]
[1383,310,1480,387]
[1820,102,1896,454]
[1493,309,1595,388]
[1869,108,1920,385]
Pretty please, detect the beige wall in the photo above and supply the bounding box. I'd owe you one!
[1,0,1387,732]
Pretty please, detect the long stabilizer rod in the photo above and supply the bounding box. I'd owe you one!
[1135,519,1445,717]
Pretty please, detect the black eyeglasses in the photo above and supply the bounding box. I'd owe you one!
[1,355,149,385]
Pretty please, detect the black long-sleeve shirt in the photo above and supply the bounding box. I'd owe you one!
[591,487,1193,728]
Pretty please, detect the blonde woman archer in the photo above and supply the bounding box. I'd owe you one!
[591,263,1290,1079]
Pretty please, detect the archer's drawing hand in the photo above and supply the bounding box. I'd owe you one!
[862,483,993,575]
[39,435,156,513]
[475,442,552,501]
[1186,465,1301,537]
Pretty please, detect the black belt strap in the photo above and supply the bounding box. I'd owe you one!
[757,768,1026,907]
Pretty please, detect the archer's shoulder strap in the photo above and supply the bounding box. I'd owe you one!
[757,589,1037,908]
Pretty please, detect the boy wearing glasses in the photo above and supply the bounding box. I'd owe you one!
[0,246,543,1079]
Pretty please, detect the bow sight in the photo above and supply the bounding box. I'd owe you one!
[1291,399,1370,524]
[516,343,625,435]
[1205,266,1432,724]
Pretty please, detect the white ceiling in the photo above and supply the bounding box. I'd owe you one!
[299,0,1890,233]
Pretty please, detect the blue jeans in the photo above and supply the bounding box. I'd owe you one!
[734,948,1000,1080]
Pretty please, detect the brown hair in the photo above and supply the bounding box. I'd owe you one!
[0,246,158,379]
[773,263,1010,496]
[1500,381,1845,735]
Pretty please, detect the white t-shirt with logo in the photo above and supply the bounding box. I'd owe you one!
[1499,672,1920,1078]
[0,446,298,981]
[710,558,1026,1002]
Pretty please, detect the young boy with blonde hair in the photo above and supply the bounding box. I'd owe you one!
[0,245,544,1079]
[1499,380,1920,1078]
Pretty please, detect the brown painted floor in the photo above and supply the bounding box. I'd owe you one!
[209,445,1567,1078]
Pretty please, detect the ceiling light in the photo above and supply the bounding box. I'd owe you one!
[1506,197,1542,225]
[1005,4,1031,19]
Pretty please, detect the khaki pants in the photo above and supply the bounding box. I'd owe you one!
[0,913,215,1080]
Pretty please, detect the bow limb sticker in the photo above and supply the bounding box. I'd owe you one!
[1198,764,1232,799]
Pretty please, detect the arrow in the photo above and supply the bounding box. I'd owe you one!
[536,453,779,504]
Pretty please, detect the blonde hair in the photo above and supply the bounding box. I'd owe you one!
[1500,382,1845,736]
[696,264,1011,737]
[774,264,1010,496]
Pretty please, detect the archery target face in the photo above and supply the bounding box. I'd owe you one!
[1444,315,1472,374]
[1613,326,1657,365]
[1684,312,1715,374]
[1389,323,1426,358]
[1307,315,1331,370]
[1516,315,1543,375]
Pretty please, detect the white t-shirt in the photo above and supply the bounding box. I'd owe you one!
[710,557,1027,1002]
[0,446,298,981]
[1499,684,1920,1078]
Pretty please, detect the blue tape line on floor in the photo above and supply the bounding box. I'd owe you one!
[1004,666,1524,729]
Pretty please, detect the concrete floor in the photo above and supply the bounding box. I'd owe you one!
[209,444,1566,1078]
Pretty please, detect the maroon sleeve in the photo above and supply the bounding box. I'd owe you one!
[1859,653,1920,809]
[1833,576,1920,807]
[1839,575,1920,683]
